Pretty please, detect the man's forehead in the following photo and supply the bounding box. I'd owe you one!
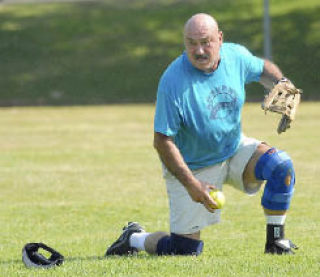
[185,27,215,40]
[186,22,211,32]
[185,34,211,41]
[184,24,217,41]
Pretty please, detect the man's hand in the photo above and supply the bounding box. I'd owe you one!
[186,180,218,213]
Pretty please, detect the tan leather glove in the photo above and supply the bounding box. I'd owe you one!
[262,78,302,134]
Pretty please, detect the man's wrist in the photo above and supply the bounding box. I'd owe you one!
[276,77,290,84]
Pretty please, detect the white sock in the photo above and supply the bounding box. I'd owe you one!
[129,232,150,251]
[265,214,286,225]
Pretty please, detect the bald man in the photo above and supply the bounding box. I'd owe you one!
[106,13,298,256]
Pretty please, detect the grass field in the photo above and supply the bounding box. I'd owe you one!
[0,103,319,276]
[0,0,320,105]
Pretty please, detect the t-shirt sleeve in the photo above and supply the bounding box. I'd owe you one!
[237,45,264,83]
[154,77,181,137]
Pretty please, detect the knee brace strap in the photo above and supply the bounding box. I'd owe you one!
[255,148,295,210]
[156,233,203,256]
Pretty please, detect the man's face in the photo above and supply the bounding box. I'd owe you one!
[184,26,223,73]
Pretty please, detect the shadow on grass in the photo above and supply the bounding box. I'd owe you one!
[0,259,22,265]
[0,254,161,266]
[0,0,319,105]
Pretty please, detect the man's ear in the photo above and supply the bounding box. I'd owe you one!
[218,31,223,45]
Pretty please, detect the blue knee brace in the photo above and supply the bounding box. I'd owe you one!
[156,233,204,256]
[255,148,295,210]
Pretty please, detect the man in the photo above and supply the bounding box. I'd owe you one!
[106,13,298,256]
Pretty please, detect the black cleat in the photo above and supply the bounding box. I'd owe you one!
[265,239,298,255]
[105,222,145,256]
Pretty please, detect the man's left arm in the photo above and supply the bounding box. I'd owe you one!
[259,59,284,89]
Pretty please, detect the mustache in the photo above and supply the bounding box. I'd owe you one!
[194,54,209,60]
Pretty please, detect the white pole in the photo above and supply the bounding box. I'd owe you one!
[263,0,272,60]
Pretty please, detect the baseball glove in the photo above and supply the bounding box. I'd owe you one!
[262,78,302,134]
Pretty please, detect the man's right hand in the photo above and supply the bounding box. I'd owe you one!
[186,180,218,213]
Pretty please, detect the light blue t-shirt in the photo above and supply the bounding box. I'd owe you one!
[154,43,264,170]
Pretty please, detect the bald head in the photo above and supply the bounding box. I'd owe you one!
[183,13,223,73]
[184,13,219,37]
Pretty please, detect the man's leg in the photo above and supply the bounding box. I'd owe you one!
[243,143,298,254]
[105,222,203,256]
[105,162,227,257]
[140,163,225,256]
[144,231,203,255]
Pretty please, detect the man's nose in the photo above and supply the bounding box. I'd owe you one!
[195,44,205,55]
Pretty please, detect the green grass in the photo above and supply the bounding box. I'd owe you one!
[0,103,319,276]
[0,0,319,105]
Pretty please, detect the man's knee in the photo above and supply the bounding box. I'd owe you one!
[144,232,168,254]
[156,233,204,256]
[255,148,295,210]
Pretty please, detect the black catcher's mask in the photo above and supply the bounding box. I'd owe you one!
[22,242,64,268]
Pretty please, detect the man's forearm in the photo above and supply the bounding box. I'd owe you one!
[153,132,217,211]
[153,132,198,189]
[260,59,284,90]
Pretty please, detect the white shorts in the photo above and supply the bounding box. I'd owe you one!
[163,136,262,234]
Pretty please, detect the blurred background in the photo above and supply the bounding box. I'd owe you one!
[0,0,319,106]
